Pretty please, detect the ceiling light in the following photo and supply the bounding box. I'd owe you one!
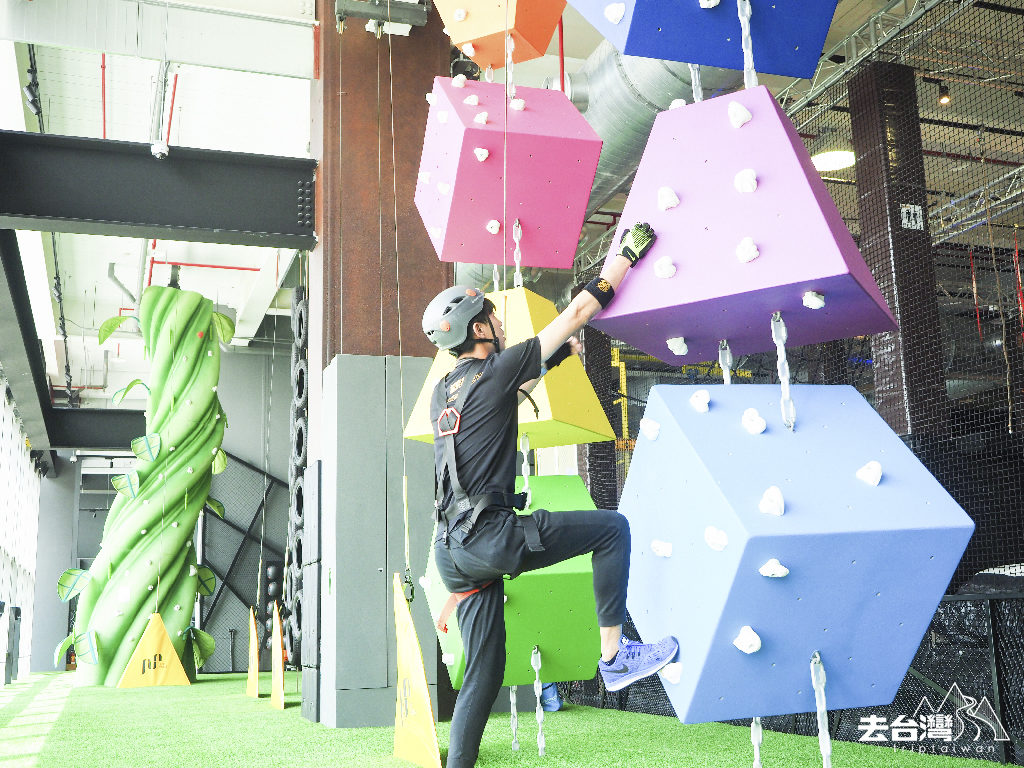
[938,82,951,105]
[809,127,856,172]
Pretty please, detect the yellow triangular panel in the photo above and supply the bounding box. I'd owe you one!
[270,602,285,710]
[392,574,442,768]
[246,607,259,698]
[116,613,190,689]
[403,287,615,449]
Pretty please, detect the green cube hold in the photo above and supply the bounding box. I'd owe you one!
[423,475,601,688]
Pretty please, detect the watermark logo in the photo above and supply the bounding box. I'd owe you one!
[857,683,1010,756]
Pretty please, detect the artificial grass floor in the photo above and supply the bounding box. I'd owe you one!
[1,671,1002,768]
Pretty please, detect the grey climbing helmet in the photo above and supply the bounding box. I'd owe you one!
[422,285,488,350]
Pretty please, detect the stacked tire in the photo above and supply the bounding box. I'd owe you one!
[283,286,308,663]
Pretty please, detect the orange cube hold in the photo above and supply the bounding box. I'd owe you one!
[436,0,567,70]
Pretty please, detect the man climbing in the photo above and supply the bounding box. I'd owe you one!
[423,222,679,768]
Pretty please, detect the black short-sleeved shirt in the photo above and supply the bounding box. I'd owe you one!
[431,337,542,512]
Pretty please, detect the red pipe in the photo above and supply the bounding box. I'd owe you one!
[101,53,107,139]
[558,17,565,93]
[149,259,261,272]
[165,73,179,144]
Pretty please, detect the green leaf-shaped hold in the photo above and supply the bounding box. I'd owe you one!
[76,631,100,665]
[54,633,74,669]
[111,472,141,499]
[190,627,216,668]
[212,312,235,343]
[196,565,217,596]
[57,568,91,602]
[205,498,225,519]
[130,433,161,461]
[211,449,227,475]
[98,315,130,345]
[112,378,150,406]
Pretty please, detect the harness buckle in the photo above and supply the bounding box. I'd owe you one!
[436,407,461,436]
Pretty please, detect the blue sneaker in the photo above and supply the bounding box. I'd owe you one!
[599,634,678,692]
[540,682,563,712]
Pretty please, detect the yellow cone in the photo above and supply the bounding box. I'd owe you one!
[116,613,190,688]
[393,574,442,768]
[246,607,259,698]
[270,602,285,710]
[404,287,615,449]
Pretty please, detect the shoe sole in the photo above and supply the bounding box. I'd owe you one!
[602,647,678,693]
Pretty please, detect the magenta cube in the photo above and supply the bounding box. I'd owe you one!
[414,77,602,268]
[591,86,897,365]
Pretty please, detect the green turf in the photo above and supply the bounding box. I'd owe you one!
[23,672,1002,768]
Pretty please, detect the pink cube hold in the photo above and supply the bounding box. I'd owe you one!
[415,77,602,269]
[591,85,897,365]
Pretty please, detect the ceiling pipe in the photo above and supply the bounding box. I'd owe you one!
[107,263,136,305]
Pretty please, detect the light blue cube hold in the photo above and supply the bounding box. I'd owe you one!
[621,384,974,724]
[567,0,839,80]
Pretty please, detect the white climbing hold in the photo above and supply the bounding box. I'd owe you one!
[215,413,221,420]
[509,97,525,111]
[802,291,826,310]
[474,111,488,125]
[486,220,501,235]
[148,584,155,591]
[462,43,476,57]
[666,337,688,356]
[207,350,213,357]
[669,98,687,110]
[728,101,753,128]
[171,521,179,528]
[733,626,762,654]
[452,73,468,88]
[442,653,455,665]
[186,466,194,474]
[653,256,677,279]
[140,528,148,535]
[658,186,680,211]
[699,0,721,6]
[856,460,883,487]
[604,2,626,24]
[169,446,175,452]
[463,94,479,106]
[758,486,785,516]
[736,237,760,263]
[650,539,673,558]
[186,541,192,548]
[174,604,182,611]
[734,168,758,194]
[742,408,767,435]
[473,147,489,161]
[177,631,183,637]
[639,417,660,441]
[189,565,198,576]
[211,385,217,392]
[186,399,192,406]
[425,93,435,105]
[704,526,728,551]
[437,110,449,124]
[659,662,682,685]
[453,7,467,21]
[437,182,451,195]
[759,558,790,578]
[690,389,711,413]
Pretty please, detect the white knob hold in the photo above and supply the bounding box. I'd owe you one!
[451,73,468,88]
[473,147,489,161]
[486,219,501,235]
[758,486,785,516]
[734,168,758,194]
[442,653,455,665]
[474,111,488,125]
[650,539,673,558]
[802,291,826,310]
[653,256,677,279]
[453,8,467,21]
[174,604,182,611]
[437,110,449,124]
[733,626,762,654]
[462,43,476,57]
[418,171,430,184]
[189,565,198,576]
[463,94,479,106]
[728,101,753,128]
[658,186,680,211]
[689,389,711,413]
[759,558,790,578]
[140,528,147,535]
[704,526,728,551]
[659,662,682,685]
[509,97,526,111]
[171,521,179,528]
[437,182,451,195]
[742,408,767,435]
[639,417,660,441]
[857,460,883,487]
[699,0,721,7]
[604,2,626,23]
[148,584,155,591]
[669,98,687,110]
[736,237,760,263]
[425,92,436,105]
[666,336,688,356]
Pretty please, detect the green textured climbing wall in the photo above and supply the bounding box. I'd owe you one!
[65,286,228,686]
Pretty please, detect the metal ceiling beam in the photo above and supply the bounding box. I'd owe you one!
[0,130,317,249]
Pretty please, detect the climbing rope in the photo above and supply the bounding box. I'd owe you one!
[531,646,546,756]
[688,63,704,103]
[520,432,532,508]
[512,219,524,288]
[771,312,796,431]
[718,340,734,386]
[510,685,520,751]
[810,652,832,768]
[736,0,759,90]
[751,716,763,768]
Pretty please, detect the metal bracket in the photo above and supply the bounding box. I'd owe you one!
[335,0,431,28]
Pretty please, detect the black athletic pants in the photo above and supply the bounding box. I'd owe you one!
[433,507,630,768]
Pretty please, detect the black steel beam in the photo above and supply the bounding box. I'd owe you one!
[0,230,51,449]
[0,130,316,248]
[45,407,145,450]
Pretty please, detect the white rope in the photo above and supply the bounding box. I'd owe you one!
[810,652,833,768]
[505,33,516,99]
[688,63,704,103]
[718,340,733,386]
[531,646,546,756]
[510,685,520,751]
[771,312,796,430]
[520,432,531,508]
[736,0,759,90]
[751,716,763,768]
[512,219,524,288]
